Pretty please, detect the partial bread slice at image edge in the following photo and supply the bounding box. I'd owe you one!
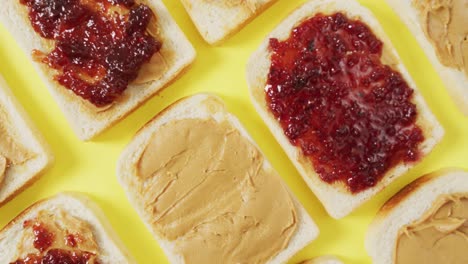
[0,76,53,206]
[384,0,468,115]
[117,93,319,264]
[0,0,196,140]
[365,168,468,264]
[180,0,278,44]
[246,0,444,219]
[0,192,136,264]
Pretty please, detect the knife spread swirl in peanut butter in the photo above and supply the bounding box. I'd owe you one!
[135,117,298,264]
[413,0,468,76]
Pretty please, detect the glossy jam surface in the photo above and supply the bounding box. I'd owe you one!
[11,249,96,264]
[10,221,98,264]
[20,0,161,107]
[31,222,54,252]
[266,13,424,193]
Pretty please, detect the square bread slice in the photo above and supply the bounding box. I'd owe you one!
[0,76,53,206]
[0,192,135,263]
[117,93,319,264]
[180,0,278,44]
[385,0,468,115]
[246,0,444,219]
[0,0,196,140]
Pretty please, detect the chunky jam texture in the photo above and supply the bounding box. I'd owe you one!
[20,0,162,107]
[11,221,98,264]
[11,249,96,264]
[31,223,54,252]
[266,13,424,193]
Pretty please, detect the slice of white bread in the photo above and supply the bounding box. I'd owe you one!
[384,0,468,115]
[0,192,135,263]
[365,168,468,264]
[246,0,444,219]
[0,76,53,206]
[117,93,319,264]
[0,0,196,140]
[301,256,344,264]
[180,0,278,44]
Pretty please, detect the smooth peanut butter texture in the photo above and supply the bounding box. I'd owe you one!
[135,118,298,264]
[17,210,99,261]
[0,106,35,182]
[395,194,468,264]
[413,0,468,76]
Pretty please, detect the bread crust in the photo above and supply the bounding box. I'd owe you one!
[376,170,441,216]
[246,0,444,219]
[0,192,136,263]
[181,0,278,44]
[0,0,196,140]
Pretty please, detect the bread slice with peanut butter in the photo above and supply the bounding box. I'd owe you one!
[366,168,468,264]
[0,0,196,140]
[385,0,468,115]
[180,0,278,44]
[117,93,319,264]
[0,192,135,263]
[0,76,53,206]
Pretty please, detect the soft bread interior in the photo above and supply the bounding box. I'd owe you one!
[246,0,444,219]
[0,76,53,206]
[117,93,319,264]
[365,169,468,264]
[0,192,135,263]
[0,0,196,140]
[180,0,278,44]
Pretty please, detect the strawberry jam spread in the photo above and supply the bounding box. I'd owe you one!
[19,0,161,107]
[10,221,99,264]
[266,13,424,193]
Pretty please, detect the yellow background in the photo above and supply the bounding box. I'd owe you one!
[0,0,467,263]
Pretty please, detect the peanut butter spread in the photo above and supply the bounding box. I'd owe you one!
[0,106,35,183]
[395,194,468,264]
[34,1,165,87]
[413,0,468,76]
[136,118,298,264]
[17,209,99,261]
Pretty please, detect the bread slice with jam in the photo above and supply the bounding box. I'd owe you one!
[117,93,319,264]
[0,192,135,263]
[246,0,444,219]
[0,0,196,140]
